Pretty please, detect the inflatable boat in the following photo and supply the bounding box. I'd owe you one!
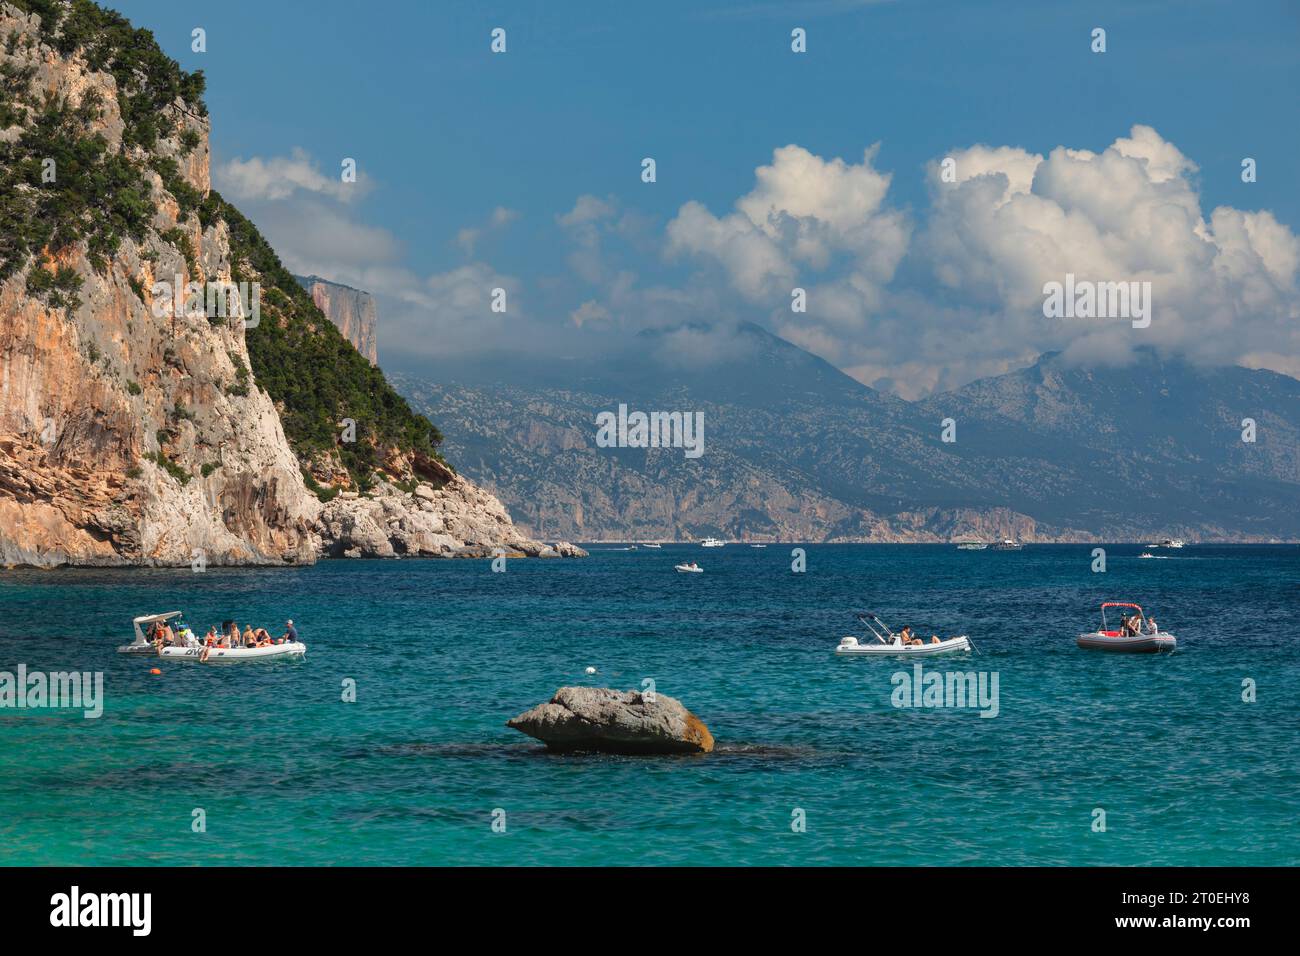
[674,563,703,573]
[836,634,972,656]
[118,612,306,661]
[1077,602,1176,653]
[160,642,306,662]
[835,612,973,657]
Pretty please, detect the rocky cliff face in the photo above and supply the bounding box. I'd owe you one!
[0,4,580,567]
[294,275,377,365]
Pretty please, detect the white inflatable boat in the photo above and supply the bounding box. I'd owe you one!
[1076,602,1176,653]
[159,642,307,662]
[836,634,972,656]
[835,612,973,657]
[118,612,306,661]
[674,563,704,573]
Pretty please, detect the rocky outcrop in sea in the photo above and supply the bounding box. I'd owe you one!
[508,687,715,755]
[317,477,586,559]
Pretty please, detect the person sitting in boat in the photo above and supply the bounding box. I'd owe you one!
[152,620,177,647]
[242,625,257,648]
[252,627,274,647]
[204,626,218,646]
[1146,616,1158,634]
[899,626,921,646]
[281,619,299,645]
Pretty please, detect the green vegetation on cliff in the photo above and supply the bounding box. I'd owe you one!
[215,193,446,487]
[0,0,204,287]
[8,0,206,140]
[1,0,448,494]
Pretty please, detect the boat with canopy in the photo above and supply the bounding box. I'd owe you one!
[1076,602,1176,653]
[117,611,306,662]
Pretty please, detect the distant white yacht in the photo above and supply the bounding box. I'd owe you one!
[955,539,987,550]
[991,538,1023,550]
[641,542,662,549]
[701,537,726,548]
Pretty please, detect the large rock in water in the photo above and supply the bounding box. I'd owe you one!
[508,687,714,755]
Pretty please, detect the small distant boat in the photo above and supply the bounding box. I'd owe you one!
[1162,538,1186,549]
[1076,602,1176,653]
[956,539,987,550]
[701,537,725,548]
[1139,552,1155,559]
[835,612,972,657]
[750,544,767,549]
[641,542,662,549]
[674,563,703,573]
[991,538,1022,550]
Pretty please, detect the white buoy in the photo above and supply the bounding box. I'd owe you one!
[584,666,597,675]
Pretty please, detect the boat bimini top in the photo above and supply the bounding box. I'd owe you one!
[129,611,183,645]
[858,612,900,645]
[1098,602,1146,636]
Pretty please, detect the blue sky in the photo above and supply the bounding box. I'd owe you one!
[112,0,1300,394]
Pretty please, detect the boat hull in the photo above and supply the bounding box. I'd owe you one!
[1076,632,1176,653]
[116,643,158,655]
[674,565,703,573]
[836,636,971,657]
[157,642,307,662]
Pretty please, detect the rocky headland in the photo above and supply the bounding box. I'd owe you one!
[0,2,582,567]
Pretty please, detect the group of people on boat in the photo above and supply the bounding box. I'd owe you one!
[898,626,943,646]
[147,618,299,656]
[1118,613,1158,637]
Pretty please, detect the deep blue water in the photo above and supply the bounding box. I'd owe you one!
[0,544,1296,865]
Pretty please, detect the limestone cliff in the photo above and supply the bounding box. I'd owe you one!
[0,2,581,566]
[294,275,377,364]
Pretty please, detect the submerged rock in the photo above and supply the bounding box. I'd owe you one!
[507,687,714,755]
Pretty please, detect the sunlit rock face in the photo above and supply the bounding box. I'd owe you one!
[295,275,378,365]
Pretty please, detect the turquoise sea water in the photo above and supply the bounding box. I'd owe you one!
[0,544,1296,866]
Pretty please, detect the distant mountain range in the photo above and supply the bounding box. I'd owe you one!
[392,323,1300,542]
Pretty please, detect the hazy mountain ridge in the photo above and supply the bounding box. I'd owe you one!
[395,327,1300,543]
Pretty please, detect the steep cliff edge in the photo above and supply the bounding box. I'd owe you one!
[294,275,377,365]
[0,1,579,566]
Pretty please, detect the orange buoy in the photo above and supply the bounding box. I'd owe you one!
[149,668,161,675]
